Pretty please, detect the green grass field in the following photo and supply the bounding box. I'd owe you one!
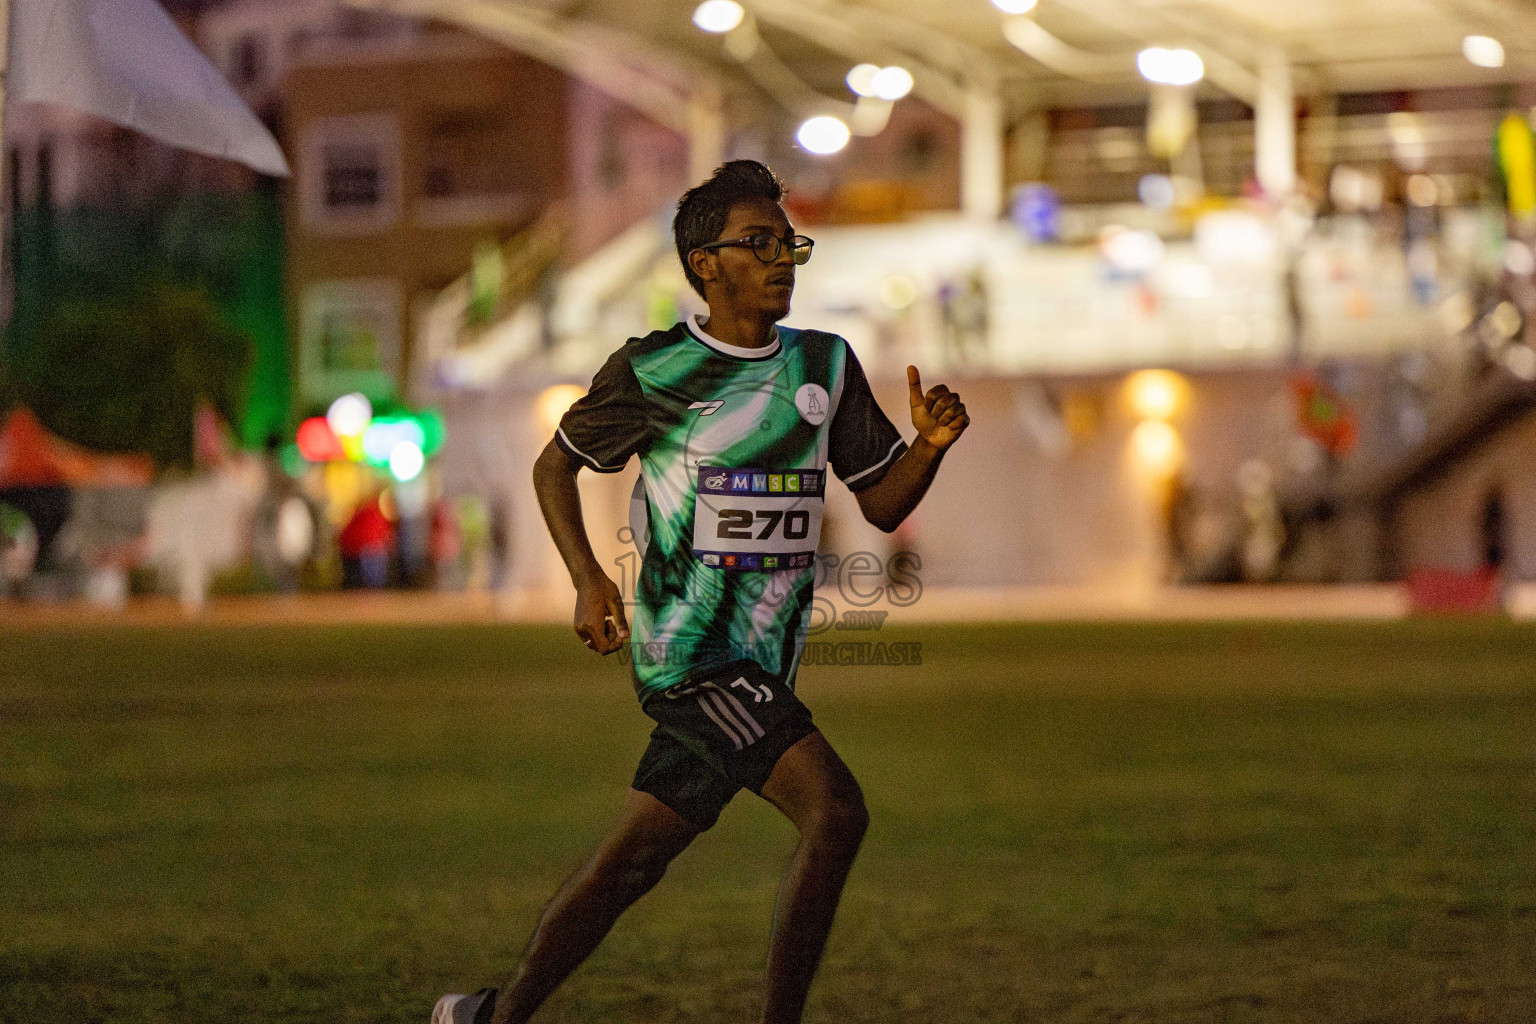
[2,619,1533,1023]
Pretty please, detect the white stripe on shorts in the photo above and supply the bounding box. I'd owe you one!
[704,689,761,747]
[706,682,766,739]
[696,693,746,750]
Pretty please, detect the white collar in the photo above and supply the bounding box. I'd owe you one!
[687,315,782,360]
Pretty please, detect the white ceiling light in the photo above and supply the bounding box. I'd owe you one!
[693,0,745,34]
[797,115,851,155]
[326,392,372,438]
[846,63,881,97]
[1462,35,1505,69]
[870,65,914,100]
[991,0,1038,11]
[1137,47,1204,86]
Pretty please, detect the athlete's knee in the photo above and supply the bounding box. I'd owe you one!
[805,789,868,854]
[591,842,676,904]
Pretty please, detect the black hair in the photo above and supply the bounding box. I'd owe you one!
[673,159,786,299]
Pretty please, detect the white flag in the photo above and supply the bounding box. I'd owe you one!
[7,0,291,176]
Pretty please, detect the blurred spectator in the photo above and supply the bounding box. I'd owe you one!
[1237,460,1285,582]
[252,435,319,593]
[458,494,492,592]
[430,497,465,591]
[338,493,394,589]
[144,407,263,611]
[953,269,990,364]
[54,487,149,610]
[1481,487,1506,592]
[145,455,264,611]
[488,496,510,592]
[0,408,76,577]
[0,487,70,579]
[393,478,432,588]
[0,503,39,598]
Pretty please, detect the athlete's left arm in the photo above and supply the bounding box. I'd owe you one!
[853,365,969,533]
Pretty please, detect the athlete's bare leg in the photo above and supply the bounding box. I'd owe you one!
[489,788,701,1024]
[755,730,870,1024]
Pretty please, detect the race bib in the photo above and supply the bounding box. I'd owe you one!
[692,466,824,571]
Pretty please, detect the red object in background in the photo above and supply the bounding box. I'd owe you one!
[337,497,395,558]
[0,407,153,487]
[429,499,462,563]
[193,403,230,469]
[296,417,345,462]
[781,193,830,226]
[0,408,68,486]
[1406,566,1502,614]
[1290,373,1358,456]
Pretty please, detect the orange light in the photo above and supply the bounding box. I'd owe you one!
[536,385,588,436]
[1130,419,1184,476]
[1125,369,1187,420]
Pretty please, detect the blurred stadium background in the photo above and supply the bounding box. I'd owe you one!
[5,0,1536,611]
[2,2,1535,1022]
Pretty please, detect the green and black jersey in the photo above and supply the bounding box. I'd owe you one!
[555,316,908,699]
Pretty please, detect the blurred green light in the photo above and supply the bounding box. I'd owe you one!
[280,442,309,478]
[415,408,446,456]
[363,417,427,466]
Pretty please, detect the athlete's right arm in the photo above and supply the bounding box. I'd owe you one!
[532,439,631,655]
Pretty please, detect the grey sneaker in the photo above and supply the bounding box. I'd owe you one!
[431,987,497,1024]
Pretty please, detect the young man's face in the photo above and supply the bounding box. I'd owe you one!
[692,198,798,321]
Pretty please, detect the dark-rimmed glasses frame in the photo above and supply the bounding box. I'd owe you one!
[693,233,815,265]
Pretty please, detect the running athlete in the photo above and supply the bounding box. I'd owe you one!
[434,160,969,1024]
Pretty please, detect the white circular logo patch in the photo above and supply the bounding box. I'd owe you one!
[795,383,829,426]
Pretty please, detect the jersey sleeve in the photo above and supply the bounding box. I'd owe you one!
[828,341,908,492]
[554,344,649,472]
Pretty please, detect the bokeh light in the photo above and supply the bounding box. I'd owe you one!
[1138,173,1176,209]
[362,417,427,466]
[388,441,425,482]
[846,63,880,97]
[1462,35,1505,69]
[1502,241,1535,276]
[1100,226,1165,274]
[1137,47,1204,86]
[1504,344,1536,379]
[296,416,344,462]
[536,384,588,436]
[326,392,372,438]
[879,275,919,310]
[869,65,914,101]
[797,115,851,155]
[1130,419,1184,475]
[1126,369,1188,420]
[692,0,744,33]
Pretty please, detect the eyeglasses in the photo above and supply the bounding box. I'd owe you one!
[694,232,816,265]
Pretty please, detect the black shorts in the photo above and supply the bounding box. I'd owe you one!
[632,658,816,830]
